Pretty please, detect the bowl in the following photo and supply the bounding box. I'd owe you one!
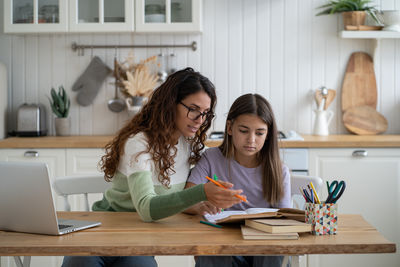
[145,14,165,23]
[381,10,400,31]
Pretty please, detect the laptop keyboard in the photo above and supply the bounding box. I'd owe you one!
[58,224,73,230]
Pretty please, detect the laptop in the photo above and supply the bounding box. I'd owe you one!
[0,161,101,235]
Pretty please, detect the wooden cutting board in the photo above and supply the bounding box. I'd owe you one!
[343,105,387,135]
[341,52,377,112]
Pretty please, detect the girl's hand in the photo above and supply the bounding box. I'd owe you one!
[204,181,246,209]
[184,201,221,215]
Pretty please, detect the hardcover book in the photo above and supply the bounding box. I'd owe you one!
[240,225,299,240]
[245,219,311,234]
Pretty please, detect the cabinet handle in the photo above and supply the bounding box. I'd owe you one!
[352,150,368,157]
[24,151,39,157]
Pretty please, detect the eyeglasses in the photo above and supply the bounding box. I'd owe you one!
[179,102,214,121]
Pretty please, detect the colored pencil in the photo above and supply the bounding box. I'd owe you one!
[200,220,222,228]
[205,176,247,202]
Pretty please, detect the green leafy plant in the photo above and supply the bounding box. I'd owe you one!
[48,86,70,118]
[316,0,381,24]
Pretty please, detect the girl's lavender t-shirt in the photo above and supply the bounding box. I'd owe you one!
[187,147,291,210]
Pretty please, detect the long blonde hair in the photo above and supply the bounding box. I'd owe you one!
[219,94,283,205]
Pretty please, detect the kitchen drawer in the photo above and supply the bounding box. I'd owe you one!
[0,149,65,178]
[66,149,104,175]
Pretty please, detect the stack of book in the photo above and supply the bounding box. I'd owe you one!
[242,219,311,240]
[201,207,311,240]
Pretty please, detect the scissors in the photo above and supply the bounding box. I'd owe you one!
[325,180,346,204]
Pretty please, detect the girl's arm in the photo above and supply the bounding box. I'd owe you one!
[278,165,292,208]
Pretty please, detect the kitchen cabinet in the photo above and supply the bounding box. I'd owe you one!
[69,0,134,32]
[4,0,202,33]
[3,0,68,33]
[308,148,400,267]
[135,0,202,32]
[66,148,104,175]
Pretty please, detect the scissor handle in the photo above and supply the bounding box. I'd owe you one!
[331,181,346,203]
[327,181,338,194]
[326,180,346,203]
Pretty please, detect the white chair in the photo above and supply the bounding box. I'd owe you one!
[53,174,111,211]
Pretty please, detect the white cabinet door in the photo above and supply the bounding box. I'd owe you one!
[0,148,65,267]
[4,0,68,33]
[66,148,104,175]
[69,0,134,32]
[308,148,400,267]
[135,0,201,32]
[64,148,105,211]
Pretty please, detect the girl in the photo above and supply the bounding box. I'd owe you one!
[62,68,245,267]
[186,93,291,267]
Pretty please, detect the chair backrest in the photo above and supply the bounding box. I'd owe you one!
[53,174,111,211]
[290,174,323,209]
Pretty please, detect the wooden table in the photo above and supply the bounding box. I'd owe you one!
[0,212,396,267]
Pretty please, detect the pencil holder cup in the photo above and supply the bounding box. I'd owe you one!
[305,203,338,235]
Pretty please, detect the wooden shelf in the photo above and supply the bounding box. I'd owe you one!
[340,30,400,39]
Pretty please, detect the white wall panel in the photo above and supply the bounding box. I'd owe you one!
[227,0,243,111]
[214,0,229,129]
[1,0,400,136]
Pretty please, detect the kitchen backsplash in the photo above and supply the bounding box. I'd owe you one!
[1,0,400,136]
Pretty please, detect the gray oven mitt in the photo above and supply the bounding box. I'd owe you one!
[72,56,111,106]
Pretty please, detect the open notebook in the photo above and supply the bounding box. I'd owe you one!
[204,208,305,224]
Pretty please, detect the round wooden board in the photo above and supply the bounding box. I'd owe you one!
[341,52,377,112]
[343,105,388,135]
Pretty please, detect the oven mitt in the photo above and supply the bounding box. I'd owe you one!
[72,56,112,106]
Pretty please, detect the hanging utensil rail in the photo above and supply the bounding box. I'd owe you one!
[72,41,197,56]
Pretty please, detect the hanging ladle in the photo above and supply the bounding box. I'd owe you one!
[108,52,126,113]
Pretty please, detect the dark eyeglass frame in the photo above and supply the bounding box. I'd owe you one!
[179,102,214,121]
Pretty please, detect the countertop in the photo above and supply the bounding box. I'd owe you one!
[1,135,400,148]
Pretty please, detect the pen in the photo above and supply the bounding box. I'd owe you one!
[299,187,308,202]
[213,175,223,211]
[200,220,222,228]
[205,176,247,202]
[303,188,312,203]
[307,185,314,203]
[213,174,219,181]
[310,182,321,204]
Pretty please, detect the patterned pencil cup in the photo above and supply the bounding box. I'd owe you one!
[305,203,338,235]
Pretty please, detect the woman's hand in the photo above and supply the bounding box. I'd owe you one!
[183,201,221,215]
[204,181,246,209]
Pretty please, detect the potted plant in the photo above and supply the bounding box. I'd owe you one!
[316,0,381,27]
[48,85,71,136]
[114,55,159,116]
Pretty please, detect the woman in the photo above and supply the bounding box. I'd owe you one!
[62,68,245,267]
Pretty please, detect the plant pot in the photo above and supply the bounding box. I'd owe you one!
[55,117,70,136]
[126,96,145,117]
[342,11,366,27]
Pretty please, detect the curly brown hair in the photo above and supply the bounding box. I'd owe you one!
[100,68,216,187]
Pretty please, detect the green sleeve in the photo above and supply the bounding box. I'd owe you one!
[127,171,207,222]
